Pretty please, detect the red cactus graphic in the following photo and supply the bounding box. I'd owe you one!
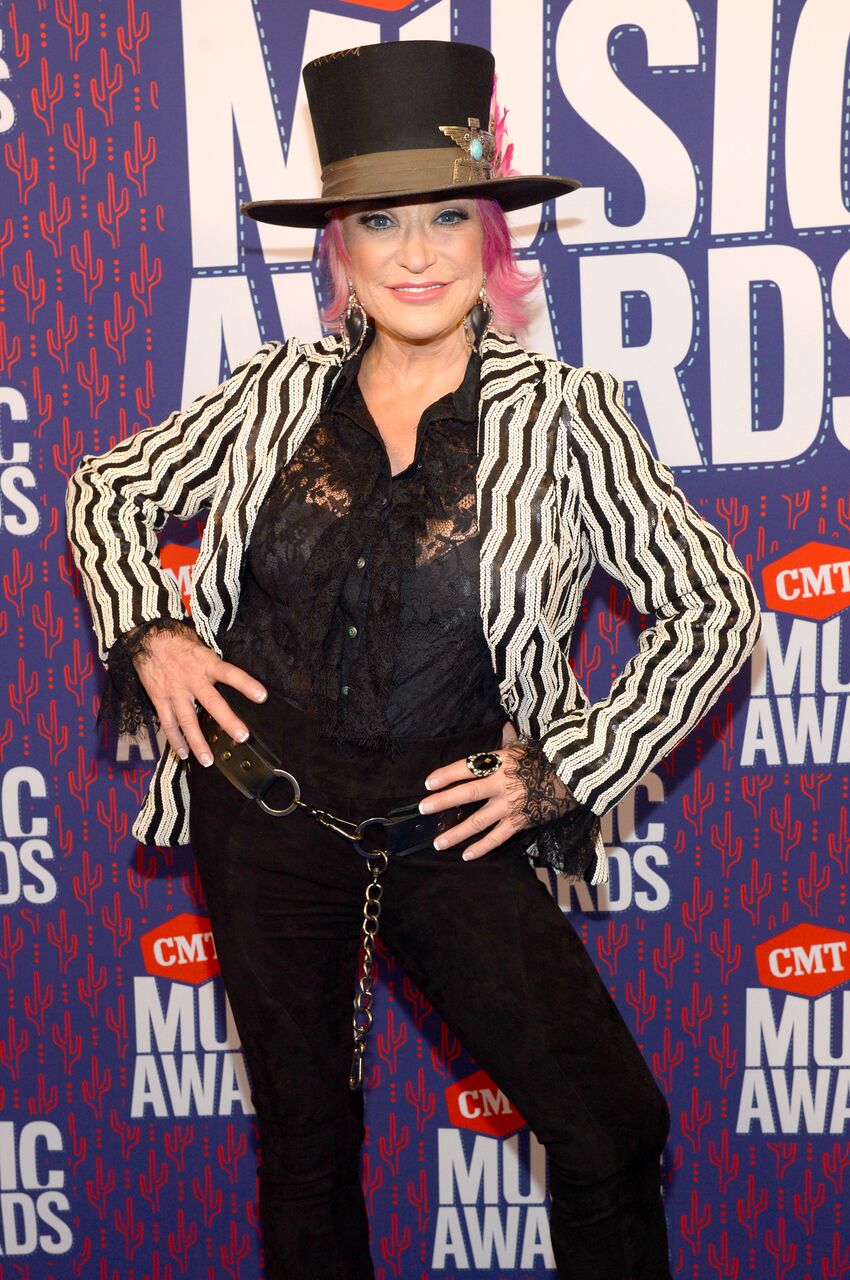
[168,1206,199,1273]
[652,921,685,990]
[403,1066,435,1132]
[82,1053,112,1119]
[192,1163,223,1228]
[0,916,25,980]
[117,0,151,76]
[63,104,97,182]
[39,180,72,257]
[380,1210,413,1277]
[624,965,657,1035]
[31,56,63,133]
[46,296,78,371]
[70,227,105,302]
[164,1124,193,1172]
[217,1123,248,1185]
[652,1026,685,1094]
[130,240,163,315]
[378,1110,410,1178]
[139,1147,169,1212]
[716,494,748,548]
[114,1193,145,1260]
[681,979,712,1048]
[55,0,90,61]
[105,993,129,1059]
[678,1186,711,1255]
[77,344,110,417]
[430,1021,462,1079]
[706,1127,740,1198]
[124,118,156,195]
[90,45,123,124]
[12,249,46,323]
[109,1107,141,1161]
[597,917,629,977]
[4,132,39,203]
[86,1154,117,1220]
[707,1021,738,1090]
[377,1005,408,1075]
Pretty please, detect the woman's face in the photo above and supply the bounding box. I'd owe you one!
[337,198,484,347]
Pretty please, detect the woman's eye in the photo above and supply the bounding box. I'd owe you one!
[435,208,468,225]
[361,213,394,230]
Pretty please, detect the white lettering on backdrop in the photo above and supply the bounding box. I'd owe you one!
[178,0,849,469]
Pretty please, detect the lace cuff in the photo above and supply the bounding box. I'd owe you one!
[96,616,197,738]
[505,735,601,882]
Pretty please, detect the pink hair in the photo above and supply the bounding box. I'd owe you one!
[316,197,542,338]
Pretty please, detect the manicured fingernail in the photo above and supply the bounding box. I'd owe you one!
[236,729,250,742]
[255,689,268,701]
[434,837,447,850]
[462,852,472,860]
[178,749,189,760]
[419,800,434,814]
[200,753,213,767]
[424,778,435,790]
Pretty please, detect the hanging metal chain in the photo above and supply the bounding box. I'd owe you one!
[201,717,397,1091]
[349,848,389,1090]
[263,784,392,1089]
[300,801,391,1089]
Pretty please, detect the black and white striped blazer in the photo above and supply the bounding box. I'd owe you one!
[65,330,762,883]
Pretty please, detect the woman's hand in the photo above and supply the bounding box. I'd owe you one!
[418,736,579,860]
[127,622,268,765]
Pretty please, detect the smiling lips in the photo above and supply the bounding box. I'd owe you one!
[388,281,448,302]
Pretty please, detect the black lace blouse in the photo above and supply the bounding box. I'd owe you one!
[220,340,504,752]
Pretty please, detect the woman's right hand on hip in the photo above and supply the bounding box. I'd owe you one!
[129,623,267,766]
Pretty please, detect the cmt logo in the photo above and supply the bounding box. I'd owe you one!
[160,544,199,613]
[762,543,850,620]
[736,924,850,1132]
[132,917,251,1116]
[140,914,220,985]
[755,924,850,997]
[445,1070,526,1138]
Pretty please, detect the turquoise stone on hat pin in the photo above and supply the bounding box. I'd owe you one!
[438,117,496,183]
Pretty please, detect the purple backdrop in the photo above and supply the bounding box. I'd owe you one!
[1,0,849,1276]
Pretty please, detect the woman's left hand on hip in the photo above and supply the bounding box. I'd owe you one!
[418,737,578,860]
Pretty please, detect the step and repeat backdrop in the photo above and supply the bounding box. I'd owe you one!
[1,0,849,1276]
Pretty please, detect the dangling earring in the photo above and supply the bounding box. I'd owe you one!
[464,276,493,351]
[340,279,368,359]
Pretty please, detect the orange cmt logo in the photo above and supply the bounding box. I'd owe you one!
[445,1069,526,1137]
[761,542,850,620]
[160,544,199,613]
[140,914,221,985]
[755,924,850,997]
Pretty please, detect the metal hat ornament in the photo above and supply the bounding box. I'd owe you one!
[240,40,580,229]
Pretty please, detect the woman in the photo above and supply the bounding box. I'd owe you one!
[66,39,761,1280]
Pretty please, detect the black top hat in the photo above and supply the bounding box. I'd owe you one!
[240,40,580,229]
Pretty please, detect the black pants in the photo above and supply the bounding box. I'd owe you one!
[187,688,672,1279]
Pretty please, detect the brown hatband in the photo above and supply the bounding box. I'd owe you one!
[320,146,491,201]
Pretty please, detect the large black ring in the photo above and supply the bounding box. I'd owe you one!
[466,751,503,778]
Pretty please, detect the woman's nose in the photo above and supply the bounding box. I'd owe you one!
[396,225,436,273]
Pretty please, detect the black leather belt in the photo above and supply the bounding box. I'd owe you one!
[197,707,479,859]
